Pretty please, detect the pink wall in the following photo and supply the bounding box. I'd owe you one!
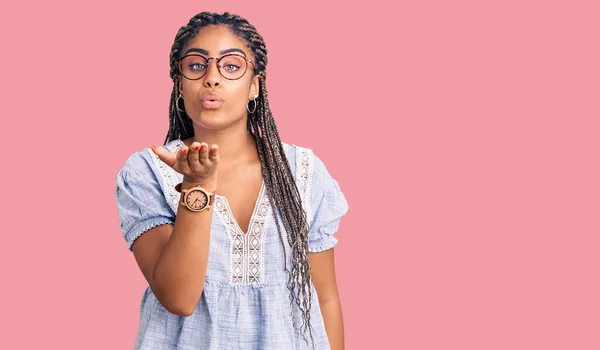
[2,0,599,349]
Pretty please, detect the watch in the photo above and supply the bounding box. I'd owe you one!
[174,183,216,212]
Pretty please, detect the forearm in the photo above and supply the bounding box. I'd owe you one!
[320,298,345,350]
[152,181,215,316]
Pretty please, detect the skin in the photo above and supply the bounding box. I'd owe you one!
[142,24,344,349]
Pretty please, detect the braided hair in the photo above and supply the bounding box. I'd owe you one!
[165,12,316,347]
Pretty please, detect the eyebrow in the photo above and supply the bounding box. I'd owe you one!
[183,48,247,56]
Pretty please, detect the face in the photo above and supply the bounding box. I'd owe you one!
[177,25,260,130]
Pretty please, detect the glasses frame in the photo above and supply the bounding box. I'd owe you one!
[177,53,256,81]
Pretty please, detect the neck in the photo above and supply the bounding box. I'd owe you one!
[188,120,259,168]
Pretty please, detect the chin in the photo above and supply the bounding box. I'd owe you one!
[189,111,242,130]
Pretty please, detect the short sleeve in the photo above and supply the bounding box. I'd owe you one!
[115,151,175,251]
[307,153,350,253]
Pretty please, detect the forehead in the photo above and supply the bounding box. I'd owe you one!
[182,25,252,57]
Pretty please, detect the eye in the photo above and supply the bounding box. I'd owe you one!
[222,64,240,72]
[189,63,207,71]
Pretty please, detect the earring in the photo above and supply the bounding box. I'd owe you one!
[176,94,185,113]
[247,96,258,114]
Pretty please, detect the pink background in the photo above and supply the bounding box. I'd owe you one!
[2,0,599,349]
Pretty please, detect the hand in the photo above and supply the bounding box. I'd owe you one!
[151,141,219,185]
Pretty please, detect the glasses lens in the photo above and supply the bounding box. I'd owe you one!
[180,55,208,80]
[219,55,247,80]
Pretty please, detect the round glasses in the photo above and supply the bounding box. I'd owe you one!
[177,54,255,81]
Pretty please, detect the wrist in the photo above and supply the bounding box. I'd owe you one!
[180,179,217,193]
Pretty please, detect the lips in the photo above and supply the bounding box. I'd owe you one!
[199,93,223,109]
[199,92,223,109]
[200,93,223,102]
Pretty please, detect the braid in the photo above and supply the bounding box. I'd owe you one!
[165,12,316,348]
[251,77,315,345]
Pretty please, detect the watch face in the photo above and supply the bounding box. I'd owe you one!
[185,189,209,210]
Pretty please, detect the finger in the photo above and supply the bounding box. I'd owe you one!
[188,142,202,172]
[152,145,176,167]
[208,144,219,163]
[176,145,191,173]
[199,142,210,165]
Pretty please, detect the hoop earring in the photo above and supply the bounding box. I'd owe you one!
[247,98,257,114]
[176,94,185,113]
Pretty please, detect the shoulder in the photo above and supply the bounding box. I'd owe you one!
[281,141,336,191]
[282,142,349,251]
[115,140,182,251]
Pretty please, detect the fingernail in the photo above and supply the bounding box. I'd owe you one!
[183,148,189,154]
[193,145,200,151]
[151,145,157,155]
[212,146,218,152]
[200,145,206,151]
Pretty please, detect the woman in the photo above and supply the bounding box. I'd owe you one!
[116,11,349,350]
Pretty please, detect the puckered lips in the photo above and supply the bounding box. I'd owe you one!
[200,92,223,109]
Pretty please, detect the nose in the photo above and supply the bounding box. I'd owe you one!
[203,58,221,88]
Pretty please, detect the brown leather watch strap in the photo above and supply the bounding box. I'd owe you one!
[175,182,217,194]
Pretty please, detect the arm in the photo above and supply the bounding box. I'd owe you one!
[310,247,345,350]
[126,142,219,317]
[132,178,216,317]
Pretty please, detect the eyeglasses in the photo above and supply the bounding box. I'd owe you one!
[177,54,255,81]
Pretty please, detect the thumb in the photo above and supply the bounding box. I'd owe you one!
[151,145,176,166]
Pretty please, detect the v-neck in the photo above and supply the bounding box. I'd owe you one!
[215,179,266,236]
[170,139,268,236]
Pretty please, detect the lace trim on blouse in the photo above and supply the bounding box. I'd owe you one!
[147,140,184,214]
[214,183,271,284]
[295,145,314,224]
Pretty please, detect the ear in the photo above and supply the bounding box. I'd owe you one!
[248,74,260,100]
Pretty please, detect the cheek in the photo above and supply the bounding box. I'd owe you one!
[227,84,251,111]
[181,81,198,98]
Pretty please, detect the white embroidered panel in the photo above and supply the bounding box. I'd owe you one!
[213,182,271,285]
[147,140,184,214]
[214,198,245,283]
[294,145,314,225]
[246,185,271,284]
